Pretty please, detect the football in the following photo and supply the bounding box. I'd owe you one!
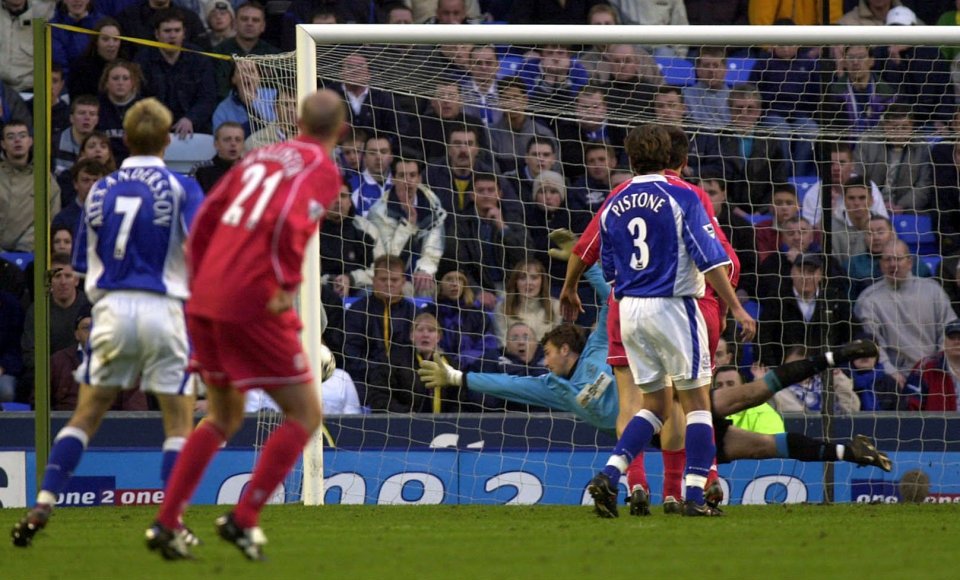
[898,469,930,503]
[319,343,336,382]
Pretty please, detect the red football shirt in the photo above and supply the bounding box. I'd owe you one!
[572,171,740,296]
[187,136,340,322]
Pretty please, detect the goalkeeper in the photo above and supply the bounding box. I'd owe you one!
[419,232,892,496]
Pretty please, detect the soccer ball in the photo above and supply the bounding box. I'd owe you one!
[898,469,930,503]
[318,343,336,382]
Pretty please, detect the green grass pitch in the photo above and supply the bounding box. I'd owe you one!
[2,504,957,579]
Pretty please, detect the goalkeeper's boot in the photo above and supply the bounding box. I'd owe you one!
[627,485,651,517]
[704,480,725,511]
[847,434,893,472]
[145,522,194,560]
[11,504,51,547]
[830,340,879,366]
[682,500,724,517]
[587,473,619,518]
[216,512,267,561]
[662,496,682,515]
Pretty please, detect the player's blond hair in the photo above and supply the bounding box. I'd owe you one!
[123,98,172,156]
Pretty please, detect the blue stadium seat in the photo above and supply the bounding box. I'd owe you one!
[725,56,757,87]
[788,176,819,204]
[163,133,215,174]
[1,402,31,411]
[497,55,525,79]
[655,56,695,86]
[893,214,937,255]
[921,254,942,276]
[0,251,33,270]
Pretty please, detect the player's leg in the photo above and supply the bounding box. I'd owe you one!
[614,364,651,514]
[711,340,879,417]
[232,381,323,525]
[155,391,197,487]
[591,383,668,518]
[11,384,119,547]
[150,383,244,560]
[675,383,718,515]
[659,391,686,513]
[718,428,892,472]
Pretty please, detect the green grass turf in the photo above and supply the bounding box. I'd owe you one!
[1,504,957,579]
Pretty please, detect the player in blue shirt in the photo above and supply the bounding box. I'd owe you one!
[590,124,756,518]
[13,99,205,550]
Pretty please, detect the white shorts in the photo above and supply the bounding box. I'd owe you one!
[76,291,193,395]
[619,296,712,392]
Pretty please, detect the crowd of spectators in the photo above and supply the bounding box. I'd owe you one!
[2,0,960,415]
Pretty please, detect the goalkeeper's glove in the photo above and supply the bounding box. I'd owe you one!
[418,354,463,389]
[547,228,579,262]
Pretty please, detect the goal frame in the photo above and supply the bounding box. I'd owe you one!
[293,23,960,506]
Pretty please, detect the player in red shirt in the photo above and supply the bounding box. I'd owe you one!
[560,125,741,515]
[146,90,346,561]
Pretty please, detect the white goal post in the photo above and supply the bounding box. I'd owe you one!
[273,23,960,506]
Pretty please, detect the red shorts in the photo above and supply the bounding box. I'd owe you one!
[187,310,313,390]
[607,294,722,369]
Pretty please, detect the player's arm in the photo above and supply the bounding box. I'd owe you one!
[418,356,567,409]
[680,198,756,341]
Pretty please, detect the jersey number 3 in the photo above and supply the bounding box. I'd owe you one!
[222,163,283,229]
[627,217,649,271]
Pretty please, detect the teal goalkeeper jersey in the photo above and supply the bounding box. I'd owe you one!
[464,265,619,432]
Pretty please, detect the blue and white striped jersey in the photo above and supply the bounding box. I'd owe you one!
[76,156,204,303]
[599,174,730,299]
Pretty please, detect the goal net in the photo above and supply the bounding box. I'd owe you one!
[246,24,960,506]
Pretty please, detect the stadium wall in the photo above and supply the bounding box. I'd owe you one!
[1,414,958,508]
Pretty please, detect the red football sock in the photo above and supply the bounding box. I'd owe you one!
[625,452,647,491]
[157,421,226,530]
[662,449,685,500]
[707,462,719,487]
[234,420,311,529]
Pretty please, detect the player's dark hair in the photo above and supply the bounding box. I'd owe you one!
[541,323,587,355]
[624,123,671,174]
[663,125,689,170]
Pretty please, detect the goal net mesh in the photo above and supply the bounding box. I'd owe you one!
[243,34,960,506]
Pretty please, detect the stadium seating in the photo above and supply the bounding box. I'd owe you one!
[655,56,695,86]
[788,175,819,204]
[893,213,937,256]
[162,133,215,174]
[0,252,34,270]
[725,56,757,87]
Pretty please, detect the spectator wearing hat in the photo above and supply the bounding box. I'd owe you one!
[196,0,235,50]
[838,0,907,26]
[523,170,589,283]
[758,253,854,366]
[876,6,953,128]
[904,319,960,411]
[856,239,958,388]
